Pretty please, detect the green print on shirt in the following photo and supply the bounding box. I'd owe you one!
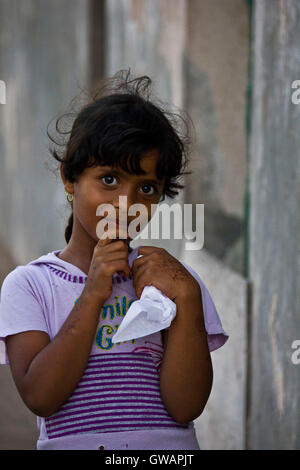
[74,295,137,350]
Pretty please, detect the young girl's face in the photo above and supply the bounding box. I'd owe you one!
[63,148,165,245]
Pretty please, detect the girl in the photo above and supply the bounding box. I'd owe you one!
[0,70,229,450]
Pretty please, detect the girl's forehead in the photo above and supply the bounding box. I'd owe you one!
[97,149,160,170]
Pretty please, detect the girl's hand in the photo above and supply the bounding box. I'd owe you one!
[131,246,201,302]
[82,238,131,304]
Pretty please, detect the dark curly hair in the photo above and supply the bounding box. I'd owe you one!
[47,69,193,243]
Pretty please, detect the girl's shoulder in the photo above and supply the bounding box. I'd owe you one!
[0,257,54,366]
[0,249,64,307]
[1,251,55,291]
[1,264,41,293]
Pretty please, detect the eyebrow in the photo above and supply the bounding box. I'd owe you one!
[96,167,164,186]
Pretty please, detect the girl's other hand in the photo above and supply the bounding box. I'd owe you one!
[131,246,200,302]
[82,238,130,305]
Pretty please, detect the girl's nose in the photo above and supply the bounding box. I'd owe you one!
[114,189,136,214]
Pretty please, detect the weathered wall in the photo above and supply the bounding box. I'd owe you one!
[105,0,187,108]
[182,249,248,450]
[105,0,249,450]
[248,0,300,449]
[105,0,249,276]
[0,0,90,266]
[184,0,249,275]
[105,0,187,261]
[0,0,91,449]
[182,1,249,448]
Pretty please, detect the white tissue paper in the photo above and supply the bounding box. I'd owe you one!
[112,255,177,343]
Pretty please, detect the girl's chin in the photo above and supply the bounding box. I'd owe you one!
[103,226,130,240]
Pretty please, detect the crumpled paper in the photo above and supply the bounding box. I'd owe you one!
[112,255,177,343]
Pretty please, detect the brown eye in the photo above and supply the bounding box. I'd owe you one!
[141,185,156,196]
[101,175,117,186]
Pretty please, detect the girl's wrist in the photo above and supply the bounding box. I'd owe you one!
[174,287,201,305]
[173,290,206,329]
[80,288,106,309]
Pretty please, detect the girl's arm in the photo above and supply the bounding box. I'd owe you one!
[159,290,213,424]
[6,291,105,418]
[6,239,131,418]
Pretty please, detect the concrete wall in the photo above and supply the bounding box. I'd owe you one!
[182,2,249,447]
[182,249,248,450]
[0,0,90,267]
[184,0,249,276]
[0,0,91,449]
[248,0,300,449]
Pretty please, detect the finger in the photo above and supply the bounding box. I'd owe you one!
[97,233,116,248]
[109,242,130,275]
[102,252,130,272]
[102,242,130,277]
[105,239,129,255]
[132,264,148,283]
[96,238,128,263]
[137,245,161,256]
[132,266,152,298]
[113,260,131,278]
[101,259,130,278]
[103,222,129,243]
[131,254,148,273]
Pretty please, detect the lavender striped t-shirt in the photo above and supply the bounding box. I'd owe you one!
[0,246,229,450]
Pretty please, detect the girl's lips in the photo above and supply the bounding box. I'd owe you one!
[106,221,130,239]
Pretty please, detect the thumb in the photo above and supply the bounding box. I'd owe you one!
[97,234,115,248]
